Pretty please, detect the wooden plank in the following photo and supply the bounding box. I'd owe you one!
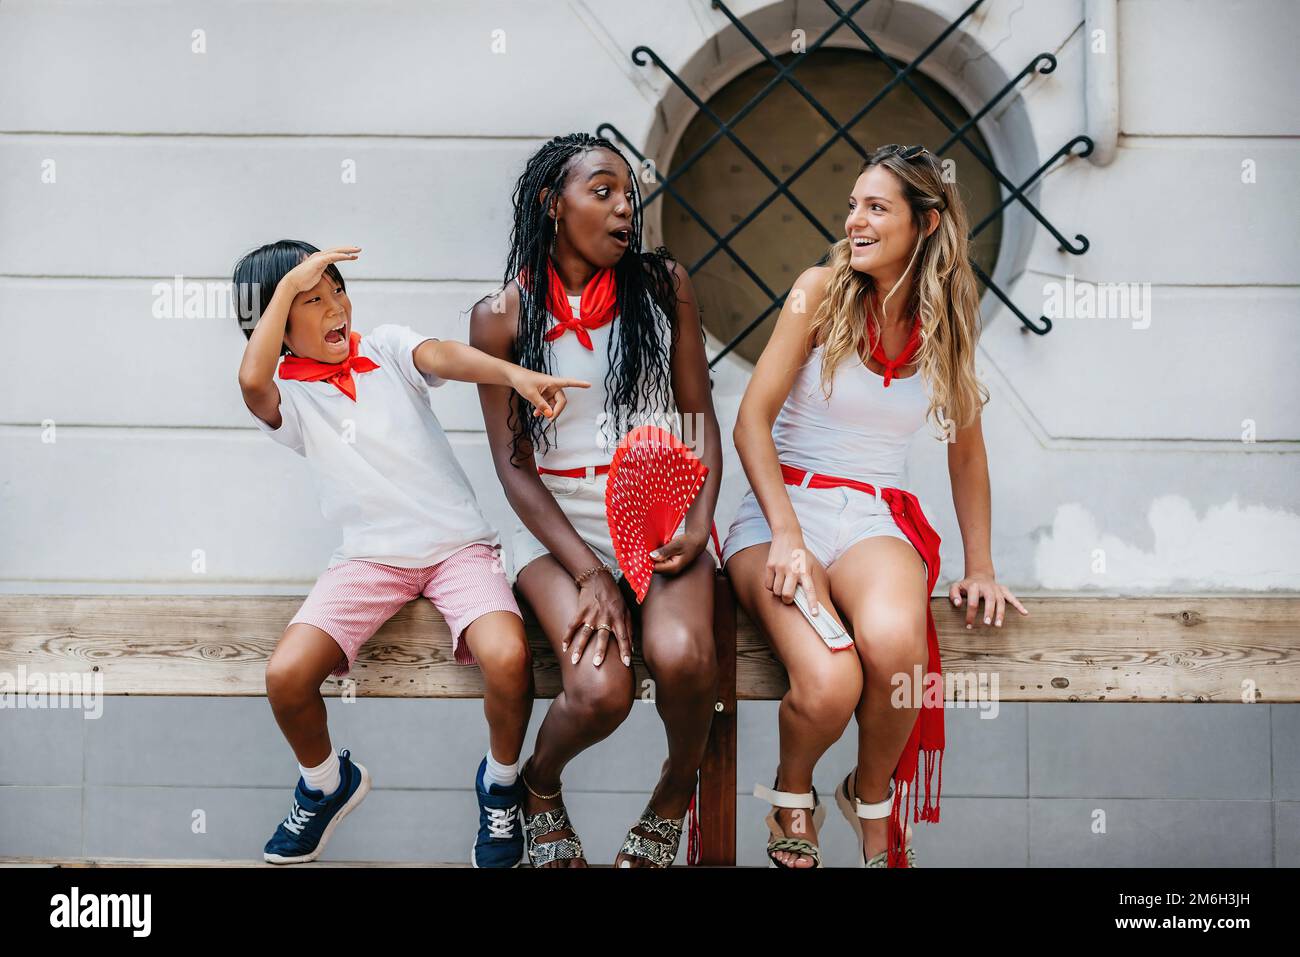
[0,594,574,699]
[697,573,737,866]
[738,596,1300,703]
[2,595,1298,702]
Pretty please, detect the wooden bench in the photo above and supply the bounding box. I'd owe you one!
[2,583,1298,865]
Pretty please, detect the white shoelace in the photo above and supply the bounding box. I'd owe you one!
[283,802,316,835]
[486,805,517,839]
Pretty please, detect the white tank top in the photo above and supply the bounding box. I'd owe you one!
[771,342,930,490]
[532,291,670,470]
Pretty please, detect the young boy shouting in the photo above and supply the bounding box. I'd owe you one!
[235,240,587,866]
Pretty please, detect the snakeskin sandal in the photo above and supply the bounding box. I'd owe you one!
[615,804,685,867]
[836,769,917,868]
[754,774,827,868]
[522,804,585,868]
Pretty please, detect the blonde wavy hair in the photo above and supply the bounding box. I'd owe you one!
[807,144,989,434]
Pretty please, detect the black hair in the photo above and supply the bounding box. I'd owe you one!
[232,239,346,355]
[494,132,679,467]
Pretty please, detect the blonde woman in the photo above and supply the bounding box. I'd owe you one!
[723,144,1027,868]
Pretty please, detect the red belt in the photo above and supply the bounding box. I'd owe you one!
[780,462,945,868]
[781,463,884,497]
[537,463,724,569]
[538,464,611,477]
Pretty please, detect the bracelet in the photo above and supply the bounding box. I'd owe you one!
[520,761,561,801]
[573,563,611,587]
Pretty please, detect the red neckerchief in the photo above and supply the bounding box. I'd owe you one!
[277,331,379,401]
[864,302,922,386]
[779,464,944,868]
[524,260,618,350]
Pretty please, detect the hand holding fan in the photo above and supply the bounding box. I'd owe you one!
[605,425,710,603]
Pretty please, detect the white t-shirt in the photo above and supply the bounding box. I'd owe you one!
[250,323,499,569]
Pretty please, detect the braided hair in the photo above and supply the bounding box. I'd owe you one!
[497,132,679,467]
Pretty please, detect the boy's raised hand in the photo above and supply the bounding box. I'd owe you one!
[508,369,590,421]
[282,246,361,295]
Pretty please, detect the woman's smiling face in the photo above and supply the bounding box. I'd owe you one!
[549,147,635,271]
[283,271,352,362]
[845,164,920,277]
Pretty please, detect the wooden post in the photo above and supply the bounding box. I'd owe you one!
[697,570,737,865]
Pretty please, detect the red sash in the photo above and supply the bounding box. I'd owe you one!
[780,463,943,867]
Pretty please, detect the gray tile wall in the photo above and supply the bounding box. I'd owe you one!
[2,699,1295,866]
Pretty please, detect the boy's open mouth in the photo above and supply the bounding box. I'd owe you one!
[324,322,346,345]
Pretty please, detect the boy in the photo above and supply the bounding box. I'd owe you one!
[235,240,587,866]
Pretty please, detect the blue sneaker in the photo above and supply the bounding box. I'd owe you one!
[471,756,524,868]
[263,749,371,864]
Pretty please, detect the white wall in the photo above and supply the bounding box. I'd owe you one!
[2,0,1297,593]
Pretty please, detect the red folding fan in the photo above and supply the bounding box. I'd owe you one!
[605,425,710,603]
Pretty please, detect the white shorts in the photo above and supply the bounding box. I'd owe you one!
[508,468,690,586]
[720,481,928,579]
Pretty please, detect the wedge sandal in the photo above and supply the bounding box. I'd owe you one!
[835,769,917,868]
[754,773,827,868]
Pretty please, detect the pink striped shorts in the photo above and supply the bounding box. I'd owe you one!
[290,542,522,678]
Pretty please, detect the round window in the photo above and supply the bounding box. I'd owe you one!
[661,48,1002,365]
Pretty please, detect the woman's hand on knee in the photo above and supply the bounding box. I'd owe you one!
[563,570,632,668]
[765,531,817,612]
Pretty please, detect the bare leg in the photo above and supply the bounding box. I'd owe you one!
[613,552,719,867]
[828,536,929,861]
[515,555,636,867]
[264,623,347,769]
[725,544,861,867]
[459,610,534,766]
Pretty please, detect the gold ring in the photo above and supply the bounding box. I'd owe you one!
[581,623,594,632]
[596,623,612,632]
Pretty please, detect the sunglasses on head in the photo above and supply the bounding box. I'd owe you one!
[885,145,947,211]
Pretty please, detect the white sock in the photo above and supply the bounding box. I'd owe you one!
[484,751,519,790]
[300,751,341,797]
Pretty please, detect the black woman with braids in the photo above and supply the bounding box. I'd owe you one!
[470,133,722,868]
